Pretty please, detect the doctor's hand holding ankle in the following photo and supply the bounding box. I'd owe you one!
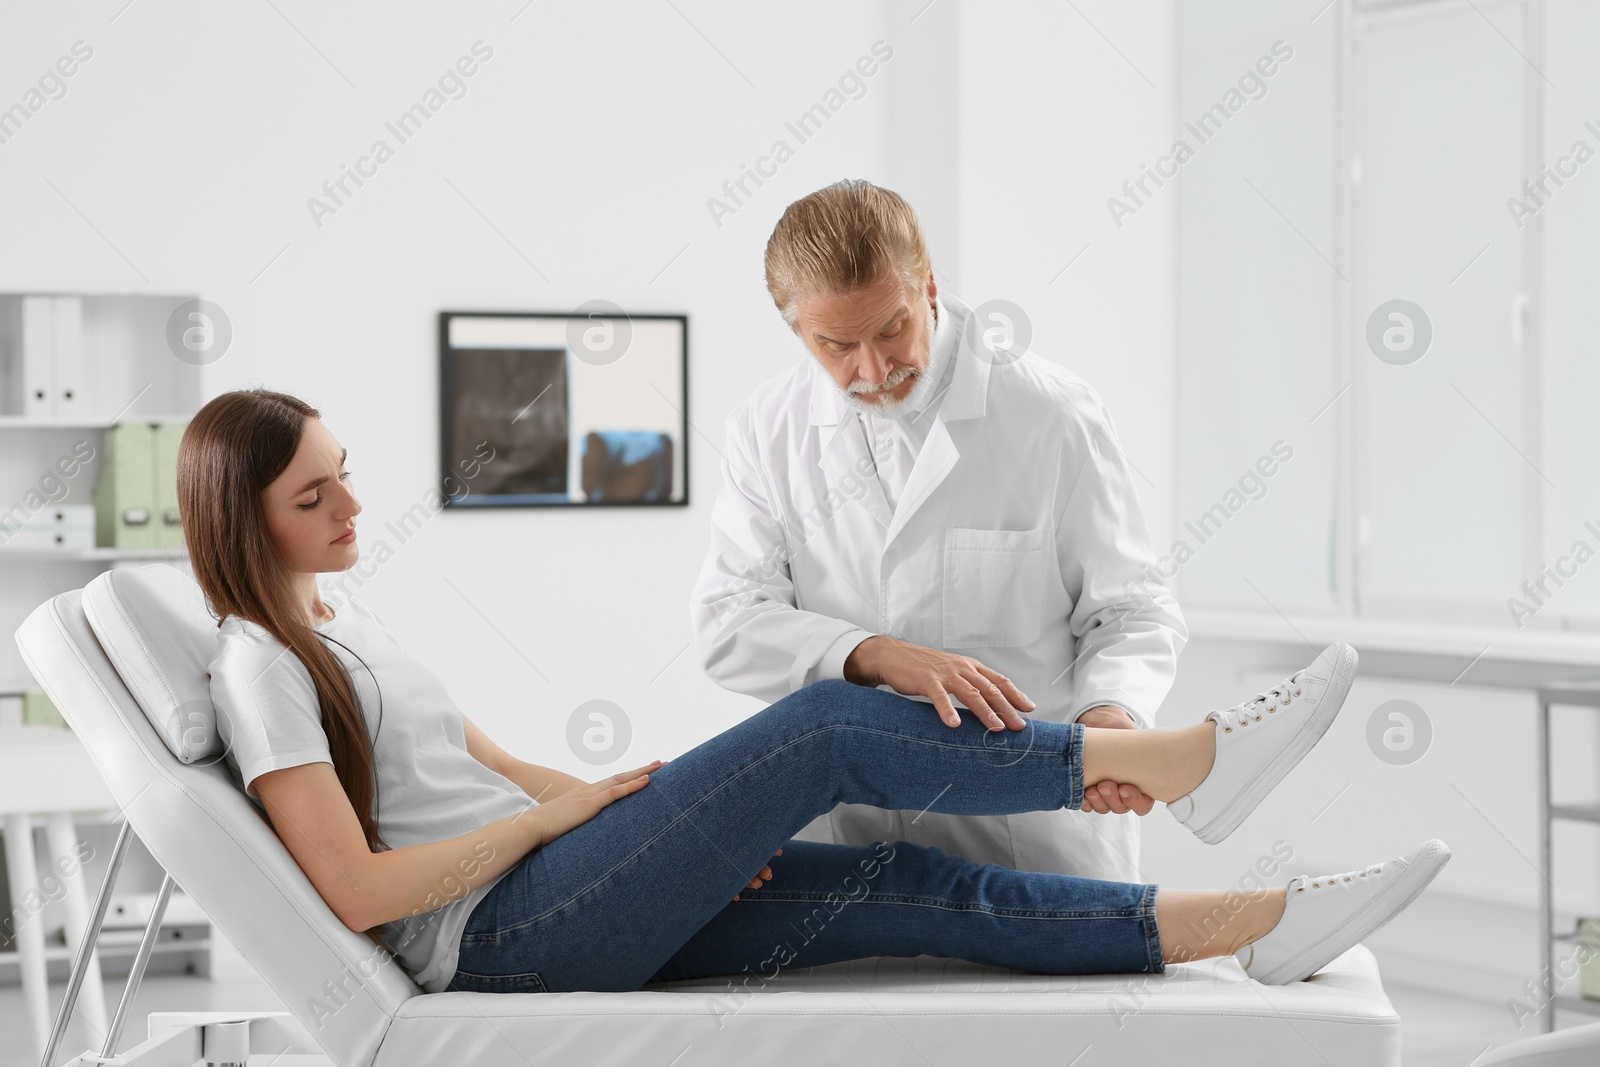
[843,635,1155,816]
[1076,704,1158,817]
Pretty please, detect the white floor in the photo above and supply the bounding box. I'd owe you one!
[0,936,1592,1066]
[1383,981,1593,1066]
[2,928,314,1067]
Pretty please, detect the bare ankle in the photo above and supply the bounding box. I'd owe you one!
[1079,721,1220,803]
[1181,721,1217,796]
[1150,722,1217,803]
[1157,887,1288,965]
[1226,888,1287,956]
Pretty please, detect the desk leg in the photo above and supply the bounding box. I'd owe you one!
[3,813,49,1063]
[1537,697,1553,1034]
[44,813,108,1042]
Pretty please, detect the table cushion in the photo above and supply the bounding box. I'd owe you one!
[80,564,224,765]
[377,945,1400,1066]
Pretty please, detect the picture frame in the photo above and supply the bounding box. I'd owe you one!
[438,309,689,508]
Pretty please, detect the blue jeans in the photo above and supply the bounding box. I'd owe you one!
[446,679,1164,993]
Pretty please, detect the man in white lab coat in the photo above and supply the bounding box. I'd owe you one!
[690,180,1187,882]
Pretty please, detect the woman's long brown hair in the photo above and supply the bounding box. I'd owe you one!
[177,389,387,857]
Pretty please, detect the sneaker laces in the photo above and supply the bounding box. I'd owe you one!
[1211,669,1308,731]
[1293,861,1385,892]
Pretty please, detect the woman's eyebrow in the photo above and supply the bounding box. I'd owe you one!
[293,448,348,496]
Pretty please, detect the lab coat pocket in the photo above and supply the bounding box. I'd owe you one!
[942,526,1047,649]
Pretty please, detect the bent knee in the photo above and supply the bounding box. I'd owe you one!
[758,679,891,743]
[803,678,858,702]
[770,678,863,720]
[795,678,895,729]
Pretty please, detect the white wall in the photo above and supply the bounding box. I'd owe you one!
[1,0,897,759]
[952,0,1178,545]
[1,0,1181,777]
[940,2,1595,1008]
[9,0,1576,1013]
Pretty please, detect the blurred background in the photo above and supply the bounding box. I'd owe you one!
[1,2,1598,1064]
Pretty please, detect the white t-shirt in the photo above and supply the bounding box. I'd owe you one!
[206,597,537,993]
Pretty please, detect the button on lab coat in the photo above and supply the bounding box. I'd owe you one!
[690,294,1187,882]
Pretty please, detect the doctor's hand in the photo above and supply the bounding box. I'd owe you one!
[843,635,1035,731]
[1076,705,1138,730]
[1076,706,1157,816]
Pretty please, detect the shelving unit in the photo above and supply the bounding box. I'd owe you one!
[0,914,211,986]
[0,291,213,1002]
[0,547,186,564]
[1535,678,1600,1031]
[0,293,207,423]
[0,290,206,666]
[0,415,199,429]
[0,780,214,1001]
[0,292,203,675]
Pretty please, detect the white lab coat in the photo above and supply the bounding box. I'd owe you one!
[690,293,1187,882]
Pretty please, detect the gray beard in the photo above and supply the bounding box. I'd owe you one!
[840,303,942,421]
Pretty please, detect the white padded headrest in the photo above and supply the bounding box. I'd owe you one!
[82,563,224,765]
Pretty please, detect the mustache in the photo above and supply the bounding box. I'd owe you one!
[849,365,917,394]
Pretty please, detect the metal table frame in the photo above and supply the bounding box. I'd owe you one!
[1536,679,1600,1033]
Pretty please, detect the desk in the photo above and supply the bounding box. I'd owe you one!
[1188,609,1600,1032]
[1536,680,1600,1032]
[1185,609,1600,690]
[0,724,115,1062]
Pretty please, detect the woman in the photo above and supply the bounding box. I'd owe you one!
[182,388,1448,997]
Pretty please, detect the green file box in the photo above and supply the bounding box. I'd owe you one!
[23,688,67,730]
[1582,918,1600,1001]
[93,419,189,550]
[154,420,188,549]
[94,423,158,549]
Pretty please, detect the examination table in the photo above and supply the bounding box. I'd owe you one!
[15,564,1408,1066]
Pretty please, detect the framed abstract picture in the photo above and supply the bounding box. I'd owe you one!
[438,308,689,507]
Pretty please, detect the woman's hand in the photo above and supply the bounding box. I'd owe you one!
[530,760,661,846]
[732,848,781,902]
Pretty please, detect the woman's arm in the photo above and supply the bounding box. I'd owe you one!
[461,714,587,801]
[253,756,656,933]
[499,760,589,803]
[254,762,546,933]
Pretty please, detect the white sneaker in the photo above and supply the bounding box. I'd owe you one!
[1169,643,1358,844]
[1237,838,1451,984]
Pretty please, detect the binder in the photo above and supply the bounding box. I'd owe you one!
[7,295,88,418]
[53,295,87,419]
[0,301,15,415]
[21,295,53,419]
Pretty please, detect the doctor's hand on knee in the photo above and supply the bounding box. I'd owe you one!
[843,635,1034,731]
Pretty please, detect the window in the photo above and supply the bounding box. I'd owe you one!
[1176,0,1599,632]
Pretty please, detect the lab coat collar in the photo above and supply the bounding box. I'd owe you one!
[806,293,990,427]
[809,293,992,543]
